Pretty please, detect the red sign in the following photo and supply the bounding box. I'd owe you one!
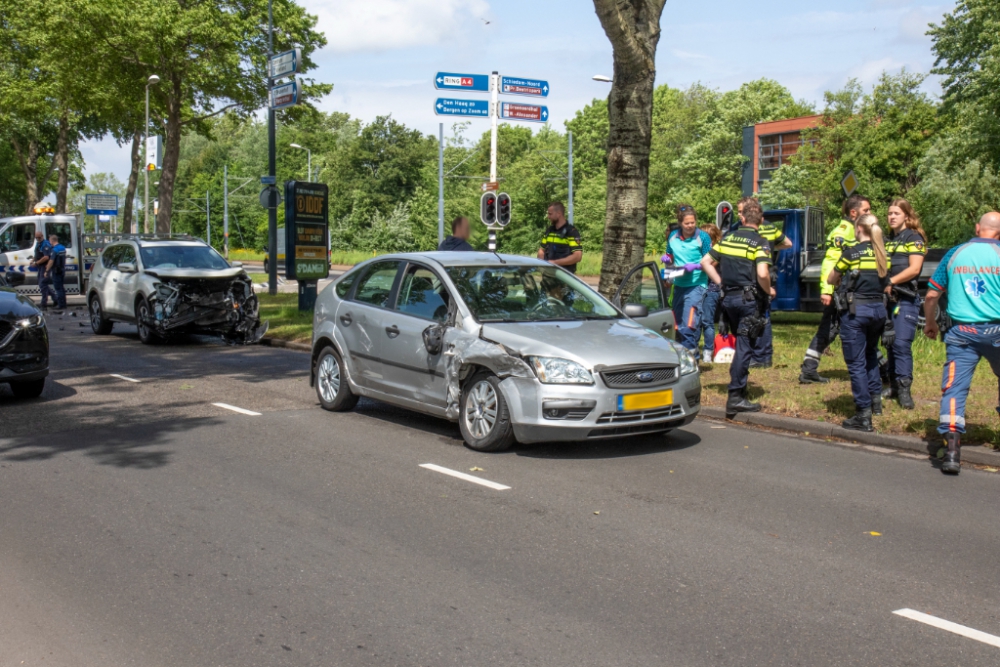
[481,181,499,192]
[461,77,473,87]
[502,103,542,121]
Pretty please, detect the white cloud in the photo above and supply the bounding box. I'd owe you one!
[305,0,490,53]
[671,49,709,61]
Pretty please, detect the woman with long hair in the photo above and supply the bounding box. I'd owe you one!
[665,205,713,352]
[828,214,891,432]
[699,223,723,363]
[882,198,927,409]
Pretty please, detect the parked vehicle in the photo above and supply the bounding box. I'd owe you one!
[0,272,48,398]
[310,252,697,451]
[0,206,84,296]
[86,237,267,344]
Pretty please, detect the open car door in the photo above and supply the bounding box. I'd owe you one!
[612,262,676,340]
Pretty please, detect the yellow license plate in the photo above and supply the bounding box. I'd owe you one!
[618,389,673,411]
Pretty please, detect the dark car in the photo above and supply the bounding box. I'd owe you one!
[0,274,48,398]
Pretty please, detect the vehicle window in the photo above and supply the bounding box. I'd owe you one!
[353,261,399,308]
[763,214,785,233]
[447,264,618,322]
[621,265,665,313]
[396,265,450,322]
[0,223,36,252]
[101,245,123,269]
[335,267,361,298]
[139,245,229,270]
[118,245,137,266]
[45,223,72,248]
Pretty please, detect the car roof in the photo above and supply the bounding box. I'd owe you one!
[374,251,550,269]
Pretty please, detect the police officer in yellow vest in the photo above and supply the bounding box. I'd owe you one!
[739,197,792,369]
[798,194,870,383]
[538,202,583,273]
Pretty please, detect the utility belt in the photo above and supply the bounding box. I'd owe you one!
[835,291,885,316]
[890,284,920,303]
[723,285,762,301]
[722,285,769,339]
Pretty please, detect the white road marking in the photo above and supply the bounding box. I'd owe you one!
[109,374,141,383]
[212,402,262,416]
[894,609,1000,649]
[419,464,510,491]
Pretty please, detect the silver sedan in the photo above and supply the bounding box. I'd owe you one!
[310,253,700,452]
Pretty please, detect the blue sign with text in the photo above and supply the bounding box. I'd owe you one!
[434,72,490,93]
[500,76,550,97]
[435,98,490,118]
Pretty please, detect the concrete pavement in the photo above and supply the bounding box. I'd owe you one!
[2,315,999,666]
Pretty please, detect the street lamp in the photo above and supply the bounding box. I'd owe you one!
[592,75,613,83]
[144,74,160,235]
[289,143,311,182]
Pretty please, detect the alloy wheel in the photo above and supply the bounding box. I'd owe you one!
[464,380,498,439]
[90,300,101,329]
[137,301,151,339]
[318,354,341,403]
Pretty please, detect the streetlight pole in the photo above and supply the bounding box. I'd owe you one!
[290,143,311,181]
[144,74,160,234]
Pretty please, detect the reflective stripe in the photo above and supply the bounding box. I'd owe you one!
[940,412,965,428]
[949,398,960,432]
[944,362,955,390]
[687,307,696,328]
[805,349,822,360]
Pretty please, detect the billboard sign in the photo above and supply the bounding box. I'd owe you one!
[283,181,330,281]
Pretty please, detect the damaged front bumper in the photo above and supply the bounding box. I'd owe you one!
[148,273,268,344]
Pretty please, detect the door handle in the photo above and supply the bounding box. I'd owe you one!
[112,278,118,283]
[385,325,400,338]
[339,313,353,326]
[661,321,671,332]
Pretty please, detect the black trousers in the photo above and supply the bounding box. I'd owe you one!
[722,293,759,392]
[802,302,839,373]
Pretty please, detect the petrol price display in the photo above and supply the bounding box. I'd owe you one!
[284,181,330,281]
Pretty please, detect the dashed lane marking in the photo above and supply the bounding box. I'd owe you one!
[212,402,262,416]
[109,374,141,383]
[419,464,511,491]
[894,609,1000,649]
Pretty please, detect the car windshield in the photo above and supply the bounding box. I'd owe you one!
[140,245,230,270]
[446,264,619,322]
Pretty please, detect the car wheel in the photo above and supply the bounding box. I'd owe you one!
[135,297,159,345]
[10,378,45,399]
[315,346,358,412]
[89,295,113,335]
[263,258,269,274]
[459,371,515,452]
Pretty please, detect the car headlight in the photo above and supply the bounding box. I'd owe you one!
[669,341,698,375]
[15,314,44,329]
[528,356,594,384]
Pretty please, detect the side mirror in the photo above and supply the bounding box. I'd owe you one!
[117,262,137,273]
[230,261,243,268]
[623,303,648,319]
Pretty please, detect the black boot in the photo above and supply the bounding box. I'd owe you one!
[941,432,961,474]
[897,378,915,410]
[871,395,883,416]
[799,369,829,384]
[726,389,761,419]
[750,357,773,369]
[842,406,873,432]
[881,381,898,400]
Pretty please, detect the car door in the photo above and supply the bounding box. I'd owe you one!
[94,245,124,315]
[337,260,401,391]
[380,263,451,406]
[112,244,141,318]
[0,222,37,287]
[613,262,676,340]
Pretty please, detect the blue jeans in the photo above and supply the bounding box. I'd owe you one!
[672,284,706,351]
[701,288,721,353]
[938,324,1000,434]
[840,302,887,409]
[887,298,920,382]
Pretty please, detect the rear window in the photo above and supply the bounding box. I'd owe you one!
[45,222,73,248]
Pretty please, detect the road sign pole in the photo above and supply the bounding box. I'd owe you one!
[266,0,277,296]
[490,71,499,184]
[438,123,445,246]
[206,191,211,247]
[223,164,229,258]
[568,131,574,226]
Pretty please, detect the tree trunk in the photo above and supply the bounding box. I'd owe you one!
[55,110,70,213]
[11,138,56,214]
[155,82,182,235]
[122,130,141,233]
[593,0,667,297]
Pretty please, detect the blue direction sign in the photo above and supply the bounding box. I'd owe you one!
[85,193,119,216]
[500,102,549,123]
[435,98,490,118]
[434,72,490,93]
[500,76,550,97]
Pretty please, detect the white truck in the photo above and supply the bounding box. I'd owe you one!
[0,207,85,295]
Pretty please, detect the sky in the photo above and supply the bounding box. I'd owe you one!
[78,0,956,184]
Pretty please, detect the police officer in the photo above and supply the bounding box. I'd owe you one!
[882,199,927,409]
[799,194,871,383]
[827,214,889,432]
[739,197,792,369]
[538,202,582,273]
[439,216,474,251]
[47,234,67,311]
[700,198,772,418]
[29,230,52,309]
[923,211,1000,475]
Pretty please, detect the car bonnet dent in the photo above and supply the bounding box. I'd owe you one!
[149,272,268,344]
[442,326,534,420]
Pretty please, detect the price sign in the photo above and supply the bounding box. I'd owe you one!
[284,180,330,281]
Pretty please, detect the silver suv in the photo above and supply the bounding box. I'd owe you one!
[310,252,698,451]
[86,238,266,344]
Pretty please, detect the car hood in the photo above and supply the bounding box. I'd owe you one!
[144,267,245,281]
[480,319,680,369]
[0,289,42,320]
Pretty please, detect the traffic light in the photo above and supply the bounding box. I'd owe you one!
[496,193,511,227]
[716,201,734,233]
[480,192,497,225]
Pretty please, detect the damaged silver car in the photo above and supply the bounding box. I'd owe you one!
[86,239,267,344]
[310,253,699,452]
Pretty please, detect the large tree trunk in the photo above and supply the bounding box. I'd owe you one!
[593,0,667,297]
[122,130,141,233]
[55,110,70,213]
[155,82,182,235]
[11,137,57,214]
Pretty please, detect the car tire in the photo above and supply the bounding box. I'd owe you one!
[459,371,516,452]
[10,378,45,399]
[89,295,113,335]
[263,258,269,274]
[315,346,358,412]
[135,297,160,345]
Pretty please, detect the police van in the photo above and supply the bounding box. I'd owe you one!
[0,205,85,296]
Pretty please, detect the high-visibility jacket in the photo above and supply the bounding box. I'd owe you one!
[820,219,856,296]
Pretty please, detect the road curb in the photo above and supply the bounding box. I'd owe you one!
[699,406,1000,467]
[260,337,311,353]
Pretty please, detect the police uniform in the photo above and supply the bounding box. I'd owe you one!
[884,228,927,407]
[799,219,856,383]
[707,225,772,416]
[48,242,67,310]
[834,241,889,430]
[33,239,53,308]
[540,222,583,273]
[751,221,787,367]
[928,238,1000,473]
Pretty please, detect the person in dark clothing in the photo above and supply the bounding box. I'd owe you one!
[47,234,67,310]
[438,216,474,251]
[538,202,583,273]
[30,230,53,308]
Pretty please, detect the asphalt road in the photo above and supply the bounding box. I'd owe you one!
[2,309,999,666]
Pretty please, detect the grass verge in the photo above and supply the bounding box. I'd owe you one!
[258,293,312,344]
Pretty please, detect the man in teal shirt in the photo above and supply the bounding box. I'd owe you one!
[923,211,1000,474]
[666,210,713,350]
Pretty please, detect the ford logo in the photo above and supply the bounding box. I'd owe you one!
[636,371,655,383]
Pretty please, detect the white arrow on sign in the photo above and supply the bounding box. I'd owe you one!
[437,102,443,110]
[437,76,444,84]
[543,85,549,93]
[541,109,549,120]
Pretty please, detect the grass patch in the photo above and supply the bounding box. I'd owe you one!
[257,293,312,344]
[698,312,1000,448]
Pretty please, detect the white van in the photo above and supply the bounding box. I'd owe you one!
[0,208,84,295]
